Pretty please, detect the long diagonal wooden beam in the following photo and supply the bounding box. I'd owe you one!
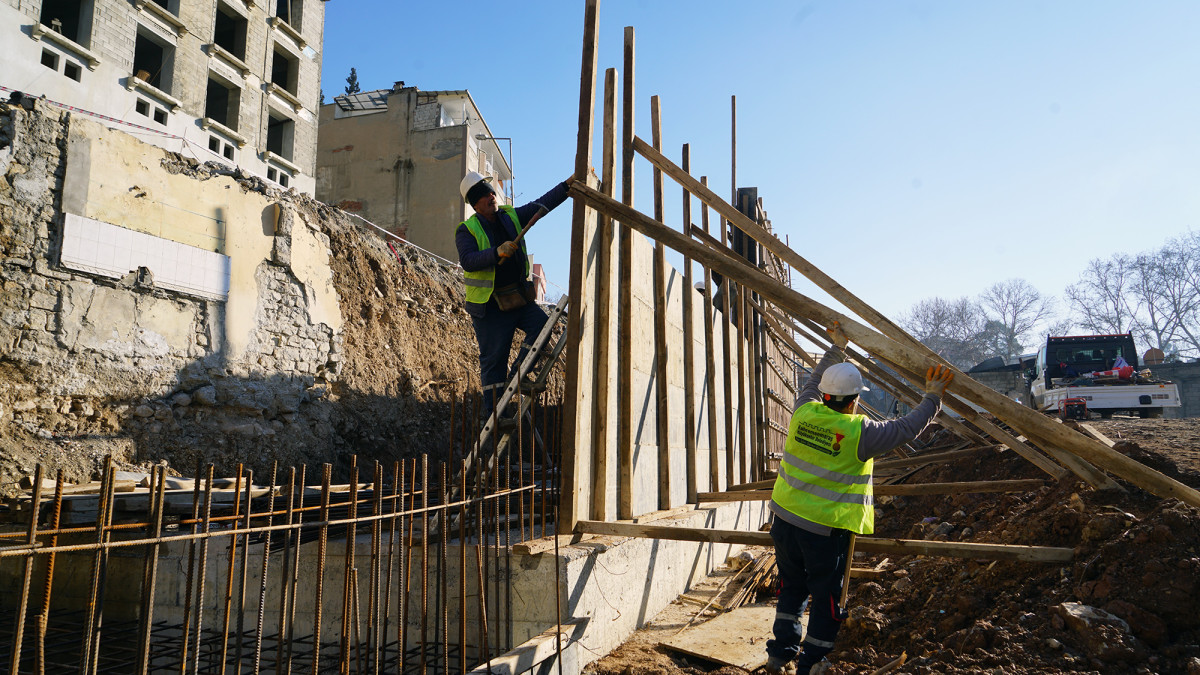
[682,168,1108,488]
[568,181,1200,508]
[575,520,1073,563]
[696,479,1047,502]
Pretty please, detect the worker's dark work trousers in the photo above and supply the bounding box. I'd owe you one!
[470,300,548,413]
[766,517,852,672]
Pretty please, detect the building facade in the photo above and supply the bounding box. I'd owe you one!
[2,0,323,193]
[315,83,512,264]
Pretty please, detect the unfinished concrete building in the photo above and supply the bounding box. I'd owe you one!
[315,84,514,264]
[1,0,324,193]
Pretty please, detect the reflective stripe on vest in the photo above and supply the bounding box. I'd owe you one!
[770,401,875,534]
[459,205,529,305]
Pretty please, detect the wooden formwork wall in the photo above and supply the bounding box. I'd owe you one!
[561,174,755,522]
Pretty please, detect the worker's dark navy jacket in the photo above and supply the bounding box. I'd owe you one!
[455,181,568,318]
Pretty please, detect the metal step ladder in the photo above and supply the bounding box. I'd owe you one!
[458,295,570,500]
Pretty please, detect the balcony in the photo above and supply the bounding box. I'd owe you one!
[30,23,100,70]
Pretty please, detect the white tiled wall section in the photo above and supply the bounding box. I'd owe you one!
[61,213,231,300]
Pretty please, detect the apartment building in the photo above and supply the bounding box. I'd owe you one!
[2,0,324,193]
[315,83,513,263]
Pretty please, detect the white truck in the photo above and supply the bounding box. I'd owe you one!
[1028,333,1181,419]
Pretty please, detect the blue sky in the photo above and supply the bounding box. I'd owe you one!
[321,1,1200,330]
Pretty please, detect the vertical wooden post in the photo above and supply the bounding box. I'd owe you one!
[737,285,749,484]
[700,177,721,492]
[617,25,635,520]
[720,241,735,489]
[651,95,672,510]
[731,96,747,485]
[559,0,600,532]
[590,67,618,520]
[681,144,697,504]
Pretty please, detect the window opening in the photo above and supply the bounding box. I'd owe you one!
[41,49,60,70]
[266,111,294,161]
[273,0,301,29]
[270,46,298,95]
[64,61,82,81]
[133,28,174,93]
[135,99,150,116]
[40,0,94,45]
[153,108,167,125]
[214,2,248,60]
[205,75,240,130]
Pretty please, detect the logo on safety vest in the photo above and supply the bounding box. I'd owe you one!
[832,432,845,453]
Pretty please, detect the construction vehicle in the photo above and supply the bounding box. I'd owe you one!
[1027,333,1181,418]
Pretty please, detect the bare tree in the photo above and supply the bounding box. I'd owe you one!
[1065,256,1139,335]
[902,296,988,369]
[979,279,1053,360]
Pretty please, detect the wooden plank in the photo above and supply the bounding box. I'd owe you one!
[700,177,721,493]
[681,143,698,504]
[1079,423,1117,447]
[873,446,1000,470]
[558,0,600,532]
[736,285,749,485]
[465,618,588,675]
[617,25,635,520]
[634,504,697,523]
[589,66,617,521]
[632,138,1126,493]
[651,95,671,511]
[697,479,1047,502]
[662,605,776,671]
[574,521,1074,562]
[566,182,1200,508]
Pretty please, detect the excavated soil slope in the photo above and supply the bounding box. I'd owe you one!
[586,417,1200,675]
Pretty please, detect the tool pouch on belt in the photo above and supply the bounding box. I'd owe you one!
[493,283,528,312]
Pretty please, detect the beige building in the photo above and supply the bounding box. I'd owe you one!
[2,0,324,193]
[315,83,513,263]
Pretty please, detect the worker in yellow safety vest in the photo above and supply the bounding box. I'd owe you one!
[765,322,954,675]
[455,170,573,417]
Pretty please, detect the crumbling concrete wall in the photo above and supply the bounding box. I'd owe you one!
[0,101,346,483]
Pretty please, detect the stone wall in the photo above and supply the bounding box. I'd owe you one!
[0,101,348,484]
[1146,361,1200,419]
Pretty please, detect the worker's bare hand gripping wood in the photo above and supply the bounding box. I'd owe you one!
[764,321,953,675]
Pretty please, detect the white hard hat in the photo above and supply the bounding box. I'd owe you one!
[818,363,870,397]
[459,171,493,204]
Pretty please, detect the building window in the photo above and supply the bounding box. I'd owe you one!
[213,2,248,61]
[64,61,82,81]
[39,0,94,45]
[133,28,174,93]
[266,110,294,161]
[149,0,178,12]
[41,49,59,70]
[135,97,168,126]
[270,45,298,95]
[205,74,240,130]
[208,136,235,161]
[273,0,302,30]
[266,166,291,188]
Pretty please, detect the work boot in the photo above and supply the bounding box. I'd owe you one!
[763,655,796,675]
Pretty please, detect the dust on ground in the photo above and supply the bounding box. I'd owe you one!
[585,417,1200,675]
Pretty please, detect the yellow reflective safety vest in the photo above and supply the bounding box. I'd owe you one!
[771,401,874,534]
[458,205,529,305]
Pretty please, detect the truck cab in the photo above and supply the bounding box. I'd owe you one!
[1029,333,1179,418]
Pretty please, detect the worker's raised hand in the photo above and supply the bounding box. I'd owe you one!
[924,364,955,397]
[826,321,849,350]
[497,241,518,259]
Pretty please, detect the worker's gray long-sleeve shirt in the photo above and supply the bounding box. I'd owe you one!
[771,347,942,534]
